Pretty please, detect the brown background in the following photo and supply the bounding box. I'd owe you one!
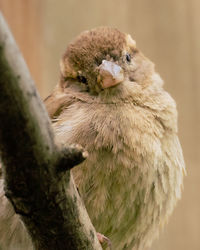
[0,1,199,249]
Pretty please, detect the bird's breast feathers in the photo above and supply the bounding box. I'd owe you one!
[52,96,185,249]
[53,87,176,164]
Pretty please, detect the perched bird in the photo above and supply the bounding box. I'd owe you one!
[0,27,185,250]
[45,27,186,249]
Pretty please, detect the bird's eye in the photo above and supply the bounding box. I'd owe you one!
[126,53,131,63]
[77,75,88,84]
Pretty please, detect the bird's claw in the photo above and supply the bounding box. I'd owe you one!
[97,232,112,250]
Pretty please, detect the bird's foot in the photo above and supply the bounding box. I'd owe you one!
[97,232,112,249]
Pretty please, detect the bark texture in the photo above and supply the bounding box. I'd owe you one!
[0,12,101,250]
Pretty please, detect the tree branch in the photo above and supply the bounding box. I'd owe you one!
[0,12,101,250]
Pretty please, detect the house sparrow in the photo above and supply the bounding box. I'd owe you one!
[45,27,185,249]
[0,27,185,250]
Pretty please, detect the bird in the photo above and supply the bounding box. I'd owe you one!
[0,27,185,250]
[45,27,186,249]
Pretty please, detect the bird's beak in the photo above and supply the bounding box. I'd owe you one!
[97,60,124,89]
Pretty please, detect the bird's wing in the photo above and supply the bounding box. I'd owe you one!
[44,84,75,120]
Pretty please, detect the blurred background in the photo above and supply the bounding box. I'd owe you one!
[0,0,199,249]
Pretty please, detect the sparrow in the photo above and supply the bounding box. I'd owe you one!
[0,27,185,250]
[45,27,185,249]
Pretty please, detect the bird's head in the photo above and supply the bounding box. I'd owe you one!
[60,27,158,97]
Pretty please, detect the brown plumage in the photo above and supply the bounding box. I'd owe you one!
[0,27,185,250]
